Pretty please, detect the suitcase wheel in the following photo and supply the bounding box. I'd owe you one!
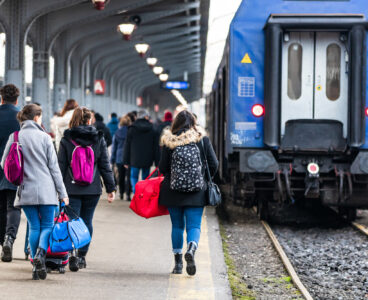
[59,267,65,274]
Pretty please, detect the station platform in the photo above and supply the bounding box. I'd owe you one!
[0,198,231,300]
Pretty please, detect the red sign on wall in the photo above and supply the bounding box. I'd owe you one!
[136,97,143,107]
[94,80,105,95]
[154,104,159,112]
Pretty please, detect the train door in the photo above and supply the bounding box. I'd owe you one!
[314,32,348,137]
[281,32,315,135]
[281,31,349,137]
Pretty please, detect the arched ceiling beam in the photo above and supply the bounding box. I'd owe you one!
[46,0,166,50]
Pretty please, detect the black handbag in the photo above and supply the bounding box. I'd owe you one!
[201,140,222,206]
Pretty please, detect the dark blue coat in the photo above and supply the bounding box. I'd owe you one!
[111,126,128,165]
[0,104,20,191]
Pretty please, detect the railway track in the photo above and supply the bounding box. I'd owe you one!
[258,211,368,300]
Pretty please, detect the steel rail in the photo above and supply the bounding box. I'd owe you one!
[260,220,314,300]
[351,222,368,236]
[252,207,314,300]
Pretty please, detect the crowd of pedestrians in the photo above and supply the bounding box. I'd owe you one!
[0,83,219,280]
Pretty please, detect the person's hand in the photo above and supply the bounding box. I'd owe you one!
[124,165,129,169]
[61,197,69,206]
[107,192,115,203]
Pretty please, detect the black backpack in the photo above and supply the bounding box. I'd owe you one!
[170,143,204,192]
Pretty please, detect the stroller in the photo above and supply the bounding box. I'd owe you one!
[25,209,70,274]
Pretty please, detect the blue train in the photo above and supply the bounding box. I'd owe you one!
[207,0,368,220]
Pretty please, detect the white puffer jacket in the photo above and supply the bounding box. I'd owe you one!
[54,109,75,151]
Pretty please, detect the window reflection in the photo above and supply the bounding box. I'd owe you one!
[326,43,341,101]
[287,43,303,100]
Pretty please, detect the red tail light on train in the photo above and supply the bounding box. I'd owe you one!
[365,107,368,117]
[252,104,265,117]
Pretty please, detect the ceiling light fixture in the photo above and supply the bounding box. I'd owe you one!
[159,73,169,82]
[146,57,158,67]
[118,23,136,40]
[171,89,188,107]
[153,66,164,75]
[135,43,150,57]
[92,0,109,10]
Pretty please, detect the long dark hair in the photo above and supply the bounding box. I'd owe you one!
[171,110,196,135]
[69,107,92,128]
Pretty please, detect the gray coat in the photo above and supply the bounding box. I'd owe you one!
[1,120,68,207]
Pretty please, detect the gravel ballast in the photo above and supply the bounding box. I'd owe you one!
[222,205,302,300]
[273,225,368,300]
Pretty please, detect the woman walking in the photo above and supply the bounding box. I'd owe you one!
[159,110,218,276]
[111,114,132,201]
[58,107,116,272]
[1,104,69,280]
[54,99,78,151]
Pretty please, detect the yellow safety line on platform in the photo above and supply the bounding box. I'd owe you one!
[261,221,314,300]
[166,211,216,300]
[352,222,368,236]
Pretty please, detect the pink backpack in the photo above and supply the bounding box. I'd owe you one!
[70,140,95,185]
[4,131,24,186]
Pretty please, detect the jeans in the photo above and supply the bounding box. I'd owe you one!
[117,163,131,198]
[167,206,204,254]
[130,167,150,193]
[0,189,21,244]
[22,205,56,258]
[67,195,100,254]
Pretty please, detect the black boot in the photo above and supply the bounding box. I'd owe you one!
[1,235,14,262]
[69,251,79,272]
[184,242,197,276]
[32,264,39,280]
[77,251,87,269]
[33,248,47,280]
[172,254,183,274]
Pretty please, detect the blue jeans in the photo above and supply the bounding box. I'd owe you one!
[22,205,56,258]
[130,167,150,193]
[67,195,100,254]
[167,206,204,254]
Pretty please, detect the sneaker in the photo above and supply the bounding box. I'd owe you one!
[1,235,14,263]
[78,256,87,269]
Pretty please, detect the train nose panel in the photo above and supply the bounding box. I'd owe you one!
[281,119,346,152]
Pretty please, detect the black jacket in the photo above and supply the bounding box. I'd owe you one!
[94,120,112,147]
[122,118,159,168]
[58,125,116,195]
[158,127,218,207]
[157,121,172,138]
[0,104,20,191]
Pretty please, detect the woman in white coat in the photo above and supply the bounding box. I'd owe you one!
[54,99,78,151]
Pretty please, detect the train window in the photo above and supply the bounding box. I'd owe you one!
[287,43,302,100]
[326,43,341,101]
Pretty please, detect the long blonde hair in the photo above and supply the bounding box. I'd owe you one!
[119,114,132,127]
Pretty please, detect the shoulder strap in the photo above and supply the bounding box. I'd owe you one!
[201,139,212,183]
[13,131,19,143]
[70,139,78,147]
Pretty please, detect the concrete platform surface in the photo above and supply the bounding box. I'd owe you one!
[0,199,231,300]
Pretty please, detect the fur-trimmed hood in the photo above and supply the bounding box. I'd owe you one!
[160,126,207,149]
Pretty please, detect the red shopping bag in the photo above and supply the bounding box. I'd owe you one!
[130,168,169,219]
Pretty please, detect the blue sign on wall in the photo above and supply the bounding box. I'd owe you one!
[162,81,190,90]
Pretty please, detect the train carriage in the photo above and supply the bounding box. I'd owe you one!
[207,0,368,220]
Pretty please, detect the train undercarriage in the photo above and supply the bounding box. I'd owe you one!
[228,149,368,222]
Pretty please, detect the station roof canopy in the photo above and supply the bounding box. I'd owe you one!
[0,0,209,109]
